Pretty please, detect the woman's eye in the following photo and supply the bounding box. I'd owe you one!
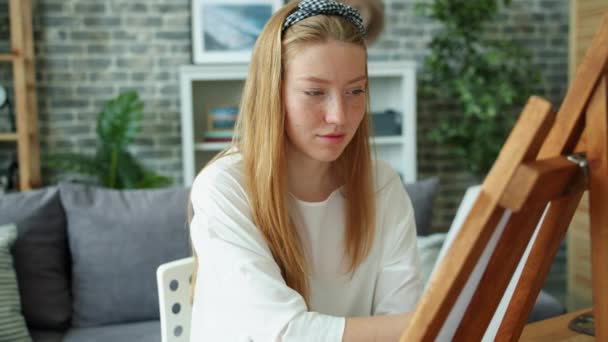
[348,89,366,95]
[304,90,324,96]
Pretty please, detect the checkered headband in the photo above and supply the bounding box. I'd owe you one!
[282,0,367,38]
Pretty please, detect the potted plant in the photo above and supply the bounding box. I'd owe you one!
[46,91,172,189]
[417,0,541,178]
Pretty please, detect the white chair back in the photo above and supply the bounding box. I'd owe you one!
[157,257,195,342]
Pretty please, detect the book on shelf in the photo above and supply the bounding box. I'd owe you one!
[203,137,232,143]
[203,130,234,143]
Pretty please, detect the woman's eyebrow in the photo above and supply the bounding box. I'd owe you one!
[297,75,367,84]
[346,75,367,84]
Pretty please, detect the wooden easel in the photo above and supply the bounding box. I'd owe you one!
[401,12,608,342]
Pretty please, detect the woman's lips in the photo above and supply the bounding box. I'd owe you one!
[317,133,346,144]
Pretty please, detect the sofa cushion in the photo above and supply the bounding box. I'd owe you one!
[60,182,191,327]
[529,290,566,323]
[0,186,71,330]
[0,223,32,342]
[404,177,440,236]
[416,232,447,286]
[62,320,160,342]
[29,329,64,342]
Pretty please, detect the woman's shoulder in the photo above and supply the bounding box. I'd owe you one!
[372,159,402,193]
[191,151,246,196]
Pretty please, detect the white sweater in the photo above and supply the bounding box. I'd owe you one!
[189,153,421,341]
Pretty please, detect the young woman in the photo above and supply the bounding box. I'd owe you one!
[189,0,421,340]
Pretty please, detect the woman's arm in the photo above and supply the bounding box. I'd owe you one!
[343,312,413,342]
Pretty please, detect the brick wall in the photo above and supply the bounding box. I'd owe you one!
[0,0,569,233]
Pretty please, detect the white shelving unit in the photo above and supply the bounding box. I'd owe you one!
[180,61,417,186]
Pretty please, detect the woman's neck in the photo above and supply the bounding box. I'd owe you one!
[286,150,339,203]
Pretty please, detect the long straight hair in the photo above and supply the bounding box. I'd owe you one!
[190,1,376,306]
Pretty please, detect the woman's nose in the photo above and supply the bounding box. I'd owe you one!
[325,96,346,125]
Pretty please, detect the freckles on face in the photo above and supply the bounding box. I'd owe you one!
[282,40,367,162]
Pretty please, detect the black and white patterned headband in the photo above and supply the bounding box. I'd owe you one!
[282,0,367,38]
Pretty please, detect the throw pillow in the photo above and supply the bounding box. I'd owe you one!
[404,177,440,236]
[60,182,191,327]
[416,233,447,287]
[0,186,71,330]
[0,223,32,342]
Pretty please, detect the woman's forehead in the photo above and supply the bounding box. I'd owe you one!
[284,40,367,81]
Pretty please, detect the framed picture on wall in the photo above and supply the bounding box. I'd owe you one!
[192,0,283,64]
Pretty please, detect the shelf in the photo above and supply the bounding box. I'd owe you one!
[194,135,404,152]
[371,136,403,145]
[0,133,18,142]
[195,142,231,151]
[0,53,15,62]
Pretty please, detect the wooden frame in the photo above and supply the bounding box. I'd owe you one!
[0,0,41,191]
[191,0,282,64]
[401,12,608,341]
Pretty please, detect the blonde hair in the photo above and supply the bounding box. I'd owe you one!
[190,1,375,306]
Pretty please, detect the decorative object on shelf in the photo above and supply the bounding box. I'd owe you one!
[192,0,282,63]
[0,154,18,194]
[0,84,18,193]
[370,109,401,136]
[207,104,238,132]
[0,83,15,133]
[203,104,238,142]
[45,91,172,189]
[0,84,17,132]
[417,0,540,178]
[0,84,7,109]
[2,156,18,193]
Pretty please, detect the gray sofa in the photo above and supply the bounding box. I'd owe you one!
[0,179,565,342]
[0,182,191,342]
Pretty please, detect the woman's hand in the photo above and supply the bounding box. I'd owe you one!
[343,311,413,342]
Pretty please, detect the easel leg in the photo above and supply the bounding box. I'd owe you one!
[495,190,584,342]
[588,74,608,340]
[453,202,547,341]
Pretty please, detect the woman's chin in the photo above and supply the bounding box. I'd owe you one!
[312,146,347,162]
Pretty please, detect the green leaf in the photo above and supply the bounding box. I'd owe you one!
[113,151,173,189]
[44,153,102,177]
[97,90,144,151]
[420,0,541,178]
[44,153,104,185]
[134,171,173,188]
[115,151,145,189]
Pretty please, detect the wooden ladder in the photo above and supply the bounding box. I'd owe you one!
[0,0,40,191]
